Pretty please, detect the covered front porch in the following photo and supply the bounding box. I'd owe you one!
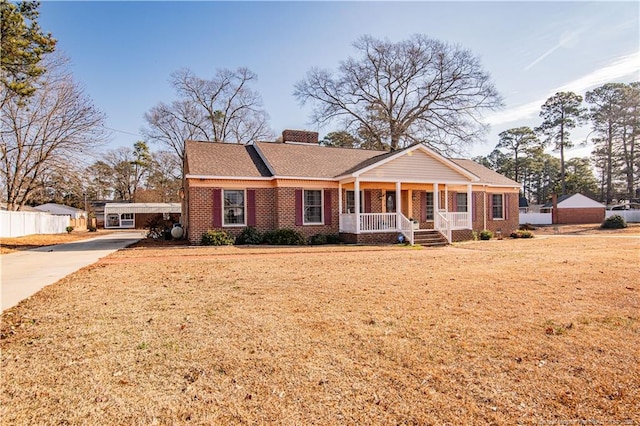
[337,181,473,245]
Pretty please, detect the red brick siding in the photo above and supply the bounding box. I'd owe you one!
[339,232,399,244]
[276,187,339,238]
[282,130,319,144]
[187,186,215,244]
[481,192,519,236]
[556,208,605,224]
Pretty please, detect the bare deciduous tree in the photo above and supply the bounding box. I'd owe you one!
[0,55,107,210]
[294,34,502,153]
[143,67,273,169]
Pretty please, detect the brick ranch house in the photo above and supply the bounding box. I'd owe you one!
[182,130,520,245]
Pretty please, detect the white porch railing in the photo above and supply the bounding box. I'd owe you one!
[339,211,470,245]
[339,213,414,244]
[435,212,452,243]
[397,213,414,245]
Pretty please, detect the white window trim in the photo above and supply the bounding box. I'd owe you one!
[492,193,505,220]
[303,189,324,225]
[345,190,364,214]
[223,189,247,227]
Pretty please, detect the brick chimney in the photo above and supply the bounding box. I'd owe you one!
[282,129,319,145]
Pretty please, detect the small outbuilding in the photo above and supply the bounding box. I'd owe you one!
[542,194,605,224]
[103,203,181,229]
[34,203,87,219]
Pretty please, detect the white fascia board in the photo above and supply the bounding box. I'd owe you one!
[249,142,276,176]
[185,174,337,182]
[273,176,337,181]
[185,174,274,180]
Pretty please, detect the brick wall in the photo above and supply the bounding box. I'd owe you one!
[557,208,605,224]
[276,187,339,238]
[282,130,319,144]
[340,232,399,244]
[187,186,215,244]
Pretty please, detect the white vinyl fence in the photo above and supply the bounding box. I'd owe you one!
[606,210,640,223]
[519,212,552,225]
[0,210,70,238]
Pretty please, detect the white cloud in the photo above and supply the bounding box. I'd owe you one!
[485,52,640,126]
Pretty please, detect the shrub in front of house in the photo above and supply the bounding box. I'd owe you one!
[66,226,74,234]
[235,227,263,245]
[309,233,327,245]
[511,230,534,238]
[479,230,493,240]
[326,234,341,244]
[200,230,234,246]
[88,225,97,232]
[601,215,627,229]
[262,228,306,245]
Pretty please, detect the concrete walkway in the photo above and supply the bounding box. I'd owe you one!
[1,231,144,312]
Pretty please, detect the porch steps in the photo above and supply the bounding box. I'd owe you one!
[413,230,448,247]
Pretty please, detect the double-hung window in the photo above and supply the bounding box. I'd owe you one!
[304,190,323,224]
[492,194,504,219]
[224,190,245,225]
[345,190,363,214]
[456,193,468,212]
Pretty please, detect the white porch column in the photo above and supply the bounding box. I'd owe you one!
[354,179,360,233]
[444,185,448,212]
[338,182,343,214]
[434,183,439,214]
[396,181,402,229]
[467,184,473,229]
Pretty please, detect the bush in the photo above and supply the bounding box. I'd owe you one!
[88,225,97,232]
[309,233,327,245]
[511,230,534,238]
[235,226,263,245]
[601,215,628,229]
[479,230,493,240]
[326,234,341,244]
[262,228,306,245]
[145,214,173,240]
[200,230,234,246]
[66,226,74,234]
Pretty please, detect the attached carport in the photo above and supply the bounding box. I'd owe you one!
[103,203,181,229]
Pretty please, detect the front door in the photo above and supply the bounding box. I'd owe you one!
[385,191,410,216]
[385,192,396,213]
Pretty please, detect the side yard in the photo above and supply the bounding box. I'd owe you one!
[1,236,638,424]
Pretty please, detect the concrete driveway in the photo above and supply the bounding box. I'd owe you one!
[1,231,144,312]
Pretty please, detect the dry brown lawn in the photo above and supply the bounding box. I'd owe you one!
[1,234,638,425]
[0,231,113,255]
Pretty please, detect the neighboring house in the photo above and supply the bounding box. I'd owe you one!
[182,130,521,245]
[104,203,181,229]
[34,203,87,219]
[541,194,605,224]
[519,197,529,213]
[0,203,40,212]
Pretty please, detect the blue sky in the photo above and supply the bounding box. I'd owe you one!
[39,1,639,159]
